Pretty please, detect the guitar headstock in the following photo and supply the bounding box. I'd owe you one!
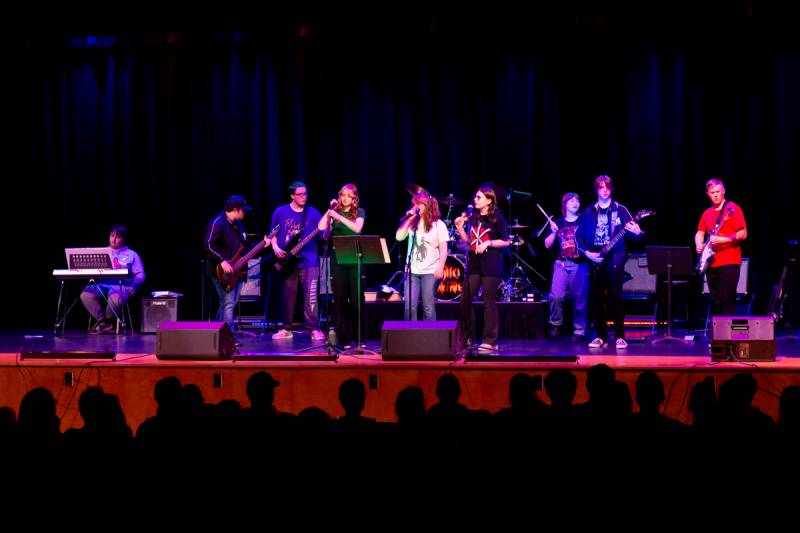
[268,224,281,238]
[634,210,655,221]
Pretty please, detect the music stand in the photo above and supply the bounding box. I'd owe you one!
[332,235,390,355]
[646,246,694,344]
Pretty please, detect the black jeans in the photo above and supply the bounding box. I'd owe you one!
[460,274,501,345]
[707,264,740,316]
[589,252,626,341]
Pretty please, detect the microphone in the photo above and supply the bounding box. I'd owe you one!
[467,205,474,216]
[400,207,419,223]
[329,199,339,209]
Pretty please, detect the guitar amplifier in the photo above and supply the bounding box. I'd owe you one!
[711,316,775,361]
[142,298,179,333]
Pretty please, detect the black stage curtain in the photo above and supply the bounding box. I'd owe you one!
[8,13,800,328]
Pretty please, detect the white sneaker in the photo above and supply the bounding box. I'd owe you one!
[478,343,499,352]
[272,328,293,340]
[588,338,607,349]
[311,329,326,341]
[615,338,628,349]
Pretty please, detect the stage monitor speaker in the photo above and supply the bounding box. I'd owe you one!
[381,320,459,361]
[623,253,657,294]
[142,298,179,333]
[711,316,776,361]
[156,321,235,360]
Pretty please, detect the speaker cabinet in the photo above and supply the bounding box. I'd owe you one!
[156,321,235,360]
[711,316,775,361]
[623,253,657,294]
[142,298,179,333]
[381,320,459,361]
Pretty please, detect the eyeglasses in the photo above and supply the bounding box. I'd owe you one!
[293,192,308,197]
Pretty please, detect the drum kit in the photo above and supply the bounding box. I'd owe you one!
[385,183,546,302]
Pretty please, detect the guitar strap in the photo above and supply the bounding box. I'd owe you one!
[710,200,729,234]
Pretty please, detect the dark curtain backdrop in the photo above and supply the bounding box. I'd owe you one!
[8,23,800,328]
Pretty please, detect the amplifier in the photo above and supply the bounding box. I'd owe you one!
[711,316,774,341]
[711,316,776,361]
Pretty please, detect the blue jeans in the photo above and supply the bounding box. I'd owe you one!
[211,276,242,332]
[549,260,589,336]
[404,273,436,320]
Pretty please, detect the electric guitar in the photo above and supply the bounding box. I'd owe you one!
[696,206,735,274]
[216,225,280,292]
[271,225,325,274]
[766,265,789,322]
[591,210,655,265]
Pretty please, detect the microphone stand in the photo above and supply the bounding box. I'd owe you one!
[460,211,476,355]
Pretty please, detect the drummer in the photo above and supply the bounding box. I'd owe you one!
[396,193,450,320]
[543,192,589,342]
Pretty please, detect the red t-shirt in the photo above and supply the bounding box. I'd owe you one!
[697,201,746,268]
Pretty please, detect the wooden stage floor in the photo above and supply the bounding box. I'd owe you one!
[2,328,799,432]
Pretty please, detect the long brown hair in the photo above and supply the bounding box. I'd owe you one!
[476,186,498,223]
[411,193,441,233]
[335,183,360,221]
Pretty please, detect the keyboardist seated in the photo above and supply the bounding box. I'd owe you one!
[80,225,145,334]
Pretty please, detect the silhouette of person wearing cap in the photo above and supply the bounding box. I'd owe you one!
[205,195,270,331]
[81,224,145,334]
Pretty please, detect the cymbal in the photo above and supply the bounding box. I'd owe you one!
[405,183,429,196]
[437,194,464,206]
[509,223,529,230]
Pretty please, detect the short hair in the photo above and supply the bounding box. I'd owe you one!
[706,178,724,191]
[593,175,614,192]
[561,192,579,217]
[110,224,128,241]
[289,181,307,195]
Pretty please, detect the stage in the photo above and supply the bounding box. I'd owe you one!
[1,327,799,433]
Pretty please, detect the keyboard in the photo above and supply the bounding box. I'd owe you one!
[52,269,130,280]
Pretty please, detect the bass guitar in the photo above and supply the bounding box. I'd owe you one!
[696,206,735,274]
[271,225,325,274]
[591,210,655,265]
[216,225,280,292]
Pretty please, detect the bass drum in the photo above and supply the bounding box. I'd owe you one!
[435,255,465,301]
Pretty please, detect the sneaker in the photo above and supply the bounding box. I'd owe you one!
[90,320,115,335]
[311,330,326,341]
[615,338,628,349]
[571,334,586,343]
[588,337,607,349]
[478,343,499,352]
[342,344,353,350]
[550,325,560,338]
[272,328,293,340]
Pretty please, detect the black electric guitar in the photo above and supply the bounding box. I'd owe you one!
[216,225,280,292]
[766,265,789,322]
[591,210,655,266]
[270,225,325,275]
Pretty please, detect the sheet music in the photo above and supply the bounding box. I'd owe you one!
[64,247,114,270]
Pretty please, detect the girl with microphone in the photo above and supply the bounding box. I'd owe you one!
[318,183,365,349]
[454,187,510,352]
[396,193,449,320]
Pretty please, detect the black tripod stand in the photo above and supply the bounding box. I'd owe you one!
[333,235,389,355]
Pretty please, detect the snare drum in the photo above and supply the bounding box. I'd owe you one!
[435,255,465,301]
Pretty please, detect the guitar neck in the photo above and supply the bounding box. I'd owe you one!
[232,240,265,272]
[289,227,322,256]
